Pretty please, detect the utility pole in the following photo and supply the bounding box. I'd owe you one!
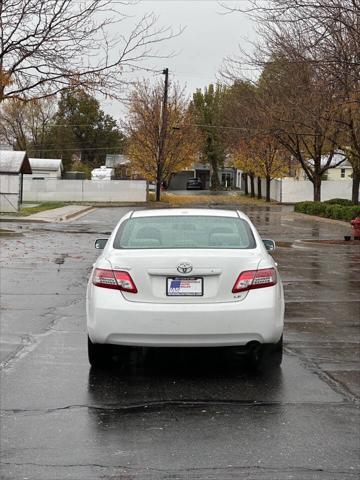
[156,68,169,201]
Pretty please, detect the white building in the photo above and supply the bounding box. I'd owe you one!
[295,151,353,181]
[28,158,63,179]
[324,159,353,181]
[0,150,32,212]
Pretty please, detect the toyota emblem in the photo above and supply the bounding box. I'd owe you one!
[177,262,193,274]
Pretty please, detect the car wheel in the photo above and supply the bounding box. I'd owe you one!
[267,335,283,368]
[88,335,112,368]
[248,336,283,370]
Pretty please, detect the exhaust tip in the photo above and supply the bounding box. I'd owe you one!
[246,340,262,353]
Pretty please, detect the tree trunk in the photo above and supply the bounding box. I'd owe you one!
[257,177,262,199]
[266,176,271,202]
[210,170,221,190]
[352,170,360,205]
[244,173,248,195]
[313,176,322,202]
[155,180,161,201]
[249,173,255,198]
[155,164,161,201]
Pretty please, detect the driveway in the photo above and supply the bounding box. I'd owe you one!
[0,204,359,480]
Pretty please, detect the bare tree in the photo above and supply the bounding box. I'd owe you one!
[259,58,346,201]
[0,97,56,155]
[0,0,178,102]
[221,0,360,203]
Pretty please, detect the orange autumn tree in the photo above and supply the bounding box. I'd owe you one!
[231,138,257,198]
[251,135,289,202]
[232,135,288,201]
[124,80,200,200]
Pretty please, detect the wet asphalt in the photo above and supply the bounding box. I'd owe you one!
[0,204,359,480]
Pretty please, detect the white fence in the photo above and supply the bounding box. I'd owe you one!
[249,177,357,203]
[23,178,147,203]
[0,175,20,212]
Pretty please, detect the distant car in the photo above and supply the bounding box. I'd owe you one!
[186,177,202,190]
[87,208,284,370]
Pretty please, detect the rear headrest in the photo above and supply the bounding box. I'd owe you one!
[135,226,161,241]
[174,223,196,231]
[209,233,240,247]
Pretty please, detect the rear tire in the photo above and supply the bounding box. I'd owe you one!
[248,335,283,371]
[88,336,112,368]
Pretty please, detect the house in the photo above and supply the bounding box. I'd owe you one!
[168,161,242,190]
[28,158,63,179]
[324,158,353,181]
[294,151,353,181]
[105,153,242,188]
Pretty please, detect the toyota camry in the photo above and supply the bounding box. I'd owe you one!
[86,208,284,368]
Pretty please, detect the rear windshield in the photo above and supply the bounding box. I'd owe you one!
[113,216,256,249]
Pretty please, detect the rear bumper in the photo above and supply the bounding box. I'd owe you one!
[87,285,284,347]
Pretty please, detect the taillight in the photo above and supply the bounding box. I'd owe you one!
[232,268,277,293]
[92,268,138,293]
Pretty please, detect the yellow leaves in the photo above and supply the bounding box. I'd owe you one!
[124,81,200,182]
[0,69,12,91]
[231,135,289,179]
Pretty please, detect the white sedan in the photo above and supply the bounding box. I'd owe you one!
[86,208,284,368]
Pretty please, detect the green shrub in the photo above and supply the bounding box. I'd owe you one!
[346,206,360,221]
[295,201,360,222]
[331,205,345,220]
[324,198,354,206]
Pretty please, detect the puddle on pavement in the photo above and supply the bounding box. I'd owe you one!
[276,241,293,248]
[54,253,69,265]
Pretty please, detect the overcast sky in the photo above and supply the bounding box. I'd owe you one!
[102,0,257,118]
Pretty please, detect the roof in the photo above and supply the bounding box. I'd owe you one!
[322,152,349,168]
[132,208,240,218]
[306,151,350,168]
[0,150,32,174]
[29,158,63,171]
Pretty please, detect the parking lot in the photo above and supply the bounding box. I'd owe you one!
[0,204,359,480]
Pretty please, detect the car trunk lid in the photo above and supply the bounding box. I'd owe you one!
[108,249,261,303]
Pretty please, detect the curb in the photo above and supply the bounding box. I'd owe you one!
[286,211,350,226]
[0,217,48,223]
[58,206,96,222]
[0,205,95,224]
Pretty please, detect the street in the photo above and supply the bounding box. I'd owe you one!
[0,204,359,480]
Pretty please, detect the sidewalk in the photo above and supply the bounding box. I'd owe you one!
[0,205,95,223]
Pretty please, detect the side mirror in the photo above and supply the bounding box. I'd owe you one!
[95,239,108,250]
[263,239,276,252]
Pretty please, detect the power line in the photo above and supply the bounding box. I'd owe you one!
[27,122,250,130]
[27,146,124,152]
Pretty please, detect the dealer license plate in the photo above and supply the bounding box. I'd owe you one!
[166,277,203,296]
